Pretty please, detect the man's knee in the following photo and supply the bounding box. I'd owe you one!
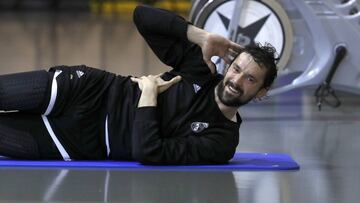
[0,70,51,112]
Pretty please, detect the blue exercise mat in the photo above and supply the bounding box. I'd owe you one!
[0,152,299,171]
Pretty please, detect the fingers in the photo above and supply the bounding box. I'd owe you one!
[172,75,181,80]
[208,62,217,74]
[162,75,182,87]
[154,73,163,78]
[202,56,216,74]
[131,74,161,82]
[221,49,234,64]
[132,73,182,94]
[158,75,182,93]
[223,56,232,64]
[130,77,140,83]
[230,41,243,52]
[228,48,238,57]
[223,47,241,64]
[131,76,152,83]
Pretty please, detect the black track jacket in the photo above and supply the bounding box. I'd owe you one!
[107,5,241,164]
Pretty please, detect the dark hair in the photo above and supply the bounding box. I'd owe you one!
[230,42,279,89]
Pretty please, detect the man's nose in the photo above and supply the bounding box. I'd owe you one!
[233,73,245,85]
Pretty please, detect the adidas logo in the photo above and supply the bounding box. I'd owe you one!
[76,70,84,78]
[193,84,201,93]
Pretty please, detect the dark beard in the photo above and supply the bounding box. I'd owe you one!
[216,80,252,107]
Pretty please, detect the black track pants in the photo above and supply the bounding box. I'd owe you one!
[0,65,115,160]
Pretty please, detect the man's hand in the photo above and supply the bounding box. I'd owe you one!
[131,74,182,94]
[131,74,182,107]
[187,25,242,73]
[201,33,242,73]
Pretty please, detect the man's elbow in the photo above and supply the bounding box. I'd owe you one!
[133,6,140,25]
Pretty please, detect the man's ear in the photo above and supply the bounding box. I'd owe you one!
[255,87,268,99]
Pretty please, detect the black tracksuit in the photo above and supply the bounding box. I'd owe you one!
[0,5,241,164]
[105,5,241,164]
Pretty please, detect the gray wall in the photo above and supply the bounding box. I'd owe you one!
[0,11,168,76]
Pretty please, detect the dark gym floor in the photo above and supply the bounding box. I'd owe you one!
[0,10,359,203]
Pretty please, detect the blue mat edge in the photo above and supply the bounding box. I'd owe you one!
[0,152,300,171]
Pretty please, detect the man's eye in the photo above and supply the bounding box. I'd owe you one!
[247,76,255,83]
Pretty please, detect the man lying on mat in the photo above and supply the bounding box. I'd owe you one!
[0,5,277,164]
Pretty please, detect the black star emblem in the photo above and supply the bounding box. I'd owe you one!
[217,11,270,47]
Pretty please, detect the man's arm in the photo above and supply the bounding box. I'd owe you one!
[131,75,239,164]
[133,5,190,69]
[134,5,241,74]
[131,106,238,164]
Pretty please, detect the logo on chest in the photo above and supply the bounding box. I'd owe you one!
[191,122,209,133]
[193,83,201,93]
